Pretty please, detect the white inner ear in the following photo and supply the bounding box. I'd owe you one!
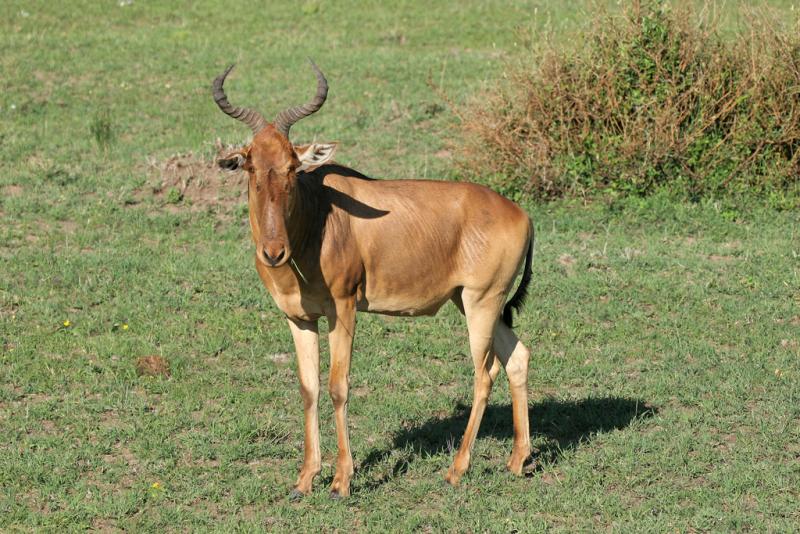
[297,143,337,172]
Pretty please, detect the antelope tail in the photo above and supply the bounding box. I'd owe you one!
[502,230,534,329]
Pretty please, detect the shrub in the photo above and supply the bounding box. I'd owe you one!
[456,1,800,205]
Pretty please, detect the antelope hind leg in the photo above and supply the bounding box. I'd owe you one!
[445,291,504,486]
[493,320,532,474]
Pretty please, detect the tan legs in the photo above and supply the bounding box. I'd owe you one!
[287,291,528,496]
[446,290,532,485]
[445,290,502,485]
[493,321,532,475]
[287,318,321,496]
[287,300,356,499]
[327,300,356,497]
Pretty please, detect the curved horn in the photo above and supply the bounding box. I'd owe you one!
[273,59,328,138]
[212,64,268,135]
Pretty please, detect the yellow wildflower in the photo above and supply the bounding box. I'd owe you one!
[63,320,71,328]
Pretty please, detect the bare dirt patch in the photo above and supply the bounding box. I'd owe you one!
[135,355,171,377]
[2,185,23,197]
[708,254,736,263]
[39,420,57,433]
[135,141,247,213]
[558,253,578,276]
[269,352,292,365]
[352,385,372,398]
[91,517,121,533]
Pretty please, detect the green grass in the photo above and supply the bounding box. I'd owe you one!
[1,1,799,531]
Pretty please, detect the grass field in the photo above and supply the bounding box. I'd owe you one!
[2,1,799,531]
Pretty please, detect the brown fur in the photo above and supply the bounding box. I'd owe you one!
[216,96,534,499]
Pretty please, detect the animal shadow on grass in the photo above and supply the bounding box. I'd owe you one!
[356,396,657,492]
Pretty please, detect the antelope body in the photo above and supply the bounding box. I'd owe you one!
[212,61,534,498]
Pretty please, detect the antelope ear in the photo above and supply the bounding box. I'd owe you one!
[217,150,247,171]
[295,142,337,172]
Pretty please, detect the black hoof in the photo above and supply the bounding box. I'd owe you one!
[288,489,305,501]
[329,490,342,500]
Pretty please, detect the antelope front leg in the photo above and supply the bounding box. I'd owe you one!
[327,299,356,498]
[287,318,321,498]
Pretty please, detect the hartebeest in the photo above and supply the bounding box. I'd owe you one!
[212,61,534,498]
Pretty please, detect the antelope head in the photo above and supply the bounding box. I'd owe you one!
[212,61,337,268]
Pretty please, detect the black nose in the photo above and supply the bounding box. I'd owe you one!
[263,247,285,266]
